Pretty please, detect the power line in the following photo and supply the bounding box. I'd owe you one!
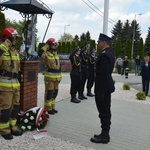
[82,0,103,17]
[81,0,115,25]
[87,0,116,24]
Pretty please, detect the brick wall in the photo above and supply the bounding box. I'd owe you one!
[20,60,40,111]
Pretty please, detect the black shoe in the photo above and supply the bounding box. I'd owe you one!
[48,110,55,115]
[87,93,95,97]
[78,96,84,100]
[90,134,110,144]
[82,94,87,99]
[52,109,58,113]
[11,129,22,136]
[71,98,81,103]
[1,133,13,140]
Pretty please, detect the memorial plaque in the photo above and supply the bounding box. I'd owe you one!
[27,71,36,81]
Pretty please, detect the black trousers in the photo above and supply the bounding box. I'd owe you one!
[80,72,88,93]
[70,75,81,96]
[95,91,111,131]
[142,76,150,95]
[87,71,95,90]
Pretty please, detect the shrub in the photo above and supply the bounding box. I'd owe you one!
[136,92,146,100]
[123,83,130,90]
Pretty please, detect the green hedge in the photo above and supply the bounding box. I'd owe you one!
[38,40,96,54]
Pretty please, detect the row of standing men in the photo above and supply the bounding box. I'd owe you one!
[69,45,97,103]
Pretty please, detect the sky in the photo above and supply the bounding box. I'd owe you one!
[1,0,150,43]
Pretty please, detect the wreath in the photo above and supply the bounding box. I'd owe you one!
[17,107,49,133]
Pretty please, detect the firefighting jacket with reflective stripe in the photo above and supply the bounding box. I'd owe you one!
[41,45,62,81]
[0,43,20,89]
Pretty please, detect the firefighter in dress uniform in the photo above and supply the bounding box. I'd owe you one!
[86,48,96,97]
[69,46,81,103]
[0,27,22,140]
[78,46,89,100]
[38,38,62,115]
[90,33,115,144]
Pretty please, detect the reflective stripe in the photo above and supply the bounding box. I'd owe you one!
[44,74,62,79]
[0,78,19,83]
[51,99,56,105]
[43,72,62,79]
[44,101,52,107]
[46,55,59,60]
[0,122,9,129]
[3,55,20,60]
[9,118,17,126]
[0,44,20,60]
[0,82,20,88]
[0,44,8,52]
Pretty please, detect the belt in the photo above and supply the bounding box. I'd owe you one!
[44,71,61,76]
[47,68,61,73]
[0,78,19,83]
[0,69,20,79]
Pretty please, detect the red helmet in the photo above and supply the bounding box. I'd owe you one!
[1,27,19,40]
[46,38,57,46]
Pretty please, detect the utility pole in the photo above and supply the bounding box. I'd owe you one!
[103,0,109,34]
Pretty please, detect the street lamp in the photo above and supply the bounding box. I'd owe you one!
[64,24,70,42]
[131,13,142,60]
[64,24,70,35]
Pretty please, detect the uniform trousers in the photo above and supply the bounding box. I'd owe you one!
[44,79,60,111]
[95,90,111,131]
[70,75,81,97]
[142,76,150,95]
[0,89,20,135]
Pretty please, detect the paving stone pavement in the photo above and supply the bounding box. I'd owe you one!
[38,73,150,150]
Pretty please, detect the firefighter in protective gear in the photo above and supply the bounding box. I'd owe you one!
[38,38,62,115]
[0,27,22,140]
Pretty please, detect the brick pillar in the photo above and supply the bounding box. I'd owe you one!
[20,60,40,111]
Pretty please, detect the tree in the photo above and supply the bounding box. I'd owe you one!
[124,38,132,58]
[144,27,150,53]
[85,31,91,42]
[0,11,5,36]
[111,20,123,41]
[59,33,74,42]
[137,38,144,59]
[122,20,132,46]
[74,34,79,42]
[80,33,86,41]
[114,39,122,58]
[111,19,142,59]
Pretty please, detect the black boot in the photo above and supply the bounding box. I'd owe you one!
[82,93,87,99]
[71,95,81,103]
[87,89,95,97]
[48,110,55,115]
[91,130,110,144]
[78,93,84,100]
[1,133,13,140]
[52,109,58,113]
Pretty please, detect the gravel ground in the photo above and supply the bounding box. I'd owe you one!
[0,82,150,150]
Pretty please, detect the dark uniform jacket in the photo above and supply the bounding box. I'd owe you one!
[95,47,115,94]
[80,52,89,75]
[140,60,150,77]
[69,53,81,77]
[88,54,96,72]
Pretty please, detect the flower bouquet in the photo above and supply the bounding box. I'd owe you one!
[17,107,49,133]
